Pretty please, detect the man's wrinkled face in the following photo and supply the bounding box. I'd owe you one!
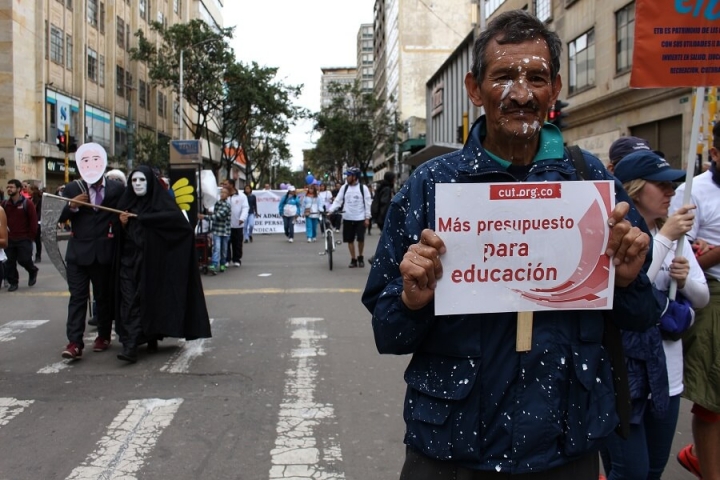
[465,37,561,144]
[132,172,148,196]
[76,143,108,184]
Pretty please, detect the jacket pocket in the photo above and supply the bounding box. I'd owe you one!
[404,353,480,460]
[563,344,616,456]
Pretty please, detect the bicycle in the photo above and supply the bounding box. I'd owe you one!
[319,209,342,270]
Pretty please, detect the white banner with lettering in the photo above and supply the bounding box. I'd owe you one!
[434,181,615,315]
[253,190,306,234]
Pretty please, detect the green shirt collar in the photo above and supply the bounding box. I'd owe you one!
[481,121,565,168]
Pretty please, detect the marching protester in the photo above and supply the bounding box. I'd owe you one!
[199,186,232,273]
[370,171,396,231]
[0,204,7,289]
[116,165,211,363]
[303,183,321,243]
[3,179,39,292]
[328,167,372,268]
[223,180,248,267]
[671,121,720,479]
[362,10,658,478]
[278,186,301,243]
[601,150,709,479]
[58,143,123,359]
[243,184,257,243]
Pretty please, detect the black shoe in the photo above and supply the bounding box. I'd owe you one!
[8,284,18,292]
[244,239,249,243]
[35,255,41,263]
[117,347,138,363]
[349,258,358,268]
[250,236,253,243]
[147,339,158,353]
[28,270,37,287]
[358,256,365,268]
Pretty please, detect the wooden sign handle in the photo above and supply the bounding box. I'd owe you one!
[516,311,533,352]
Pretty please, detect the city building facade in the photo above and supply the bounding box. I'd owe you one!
[357,24,374,95]
[319,67,357,110]
[408,0,717,173]
[0,0,223,192]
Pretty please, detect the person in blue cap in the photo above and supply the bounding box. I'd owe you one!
[602,150,709,479]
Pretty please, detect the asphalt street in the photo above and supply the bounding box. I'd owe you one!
[0,228,698,479]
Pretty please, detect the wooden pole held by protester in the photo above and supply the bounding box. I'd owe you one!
[42,192,135,216]
[516,312,533,352]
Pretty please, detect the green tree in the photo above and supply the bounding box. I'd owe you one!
[312,81,402,182]
[131,19,235,162]
[219,61,306,186]
[134,132,170,172]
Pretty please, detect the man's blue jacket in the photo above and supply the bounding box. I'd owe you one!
[361,117,659,474]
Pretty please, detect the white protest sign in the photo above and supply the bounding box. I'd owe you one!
[434,181,615,315]
[254,190,306,234]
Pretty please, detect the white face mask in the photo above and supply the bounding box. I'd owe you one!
[131,172,148,196]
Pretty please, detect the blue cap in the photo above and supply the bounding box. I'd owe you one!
[609,136,651,165]
[613,150,686,183]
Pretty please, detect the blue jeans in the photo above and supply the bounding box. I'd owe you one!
[282,216,295,239]
[306,217,319,239]
[212,235,229,267]
[601,394,681,480]
[244,213,255,240]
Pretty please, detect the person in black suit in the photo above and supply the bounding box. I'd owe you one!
[58,144,123,360]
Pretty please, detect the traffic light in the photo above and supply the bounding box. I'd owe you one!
[56,132,67,151]
[548,100,569,130]
[456,125,464,143]
[68,135,78,152]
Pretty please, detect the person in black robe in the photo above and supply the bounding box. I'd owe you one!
[115,165,211,363]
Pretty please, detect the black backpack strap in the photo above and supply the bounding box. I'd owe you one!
[565,145,589,180]
[566,144,632,439]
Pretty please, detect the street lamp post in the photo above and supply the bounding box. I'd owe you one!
[178,38,216,140]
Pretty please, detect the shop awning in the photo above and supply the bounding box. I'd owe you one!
[404,142,462,167]
[400,138,426,153]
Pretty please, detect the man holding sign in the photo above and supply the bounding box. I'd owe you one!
[362,10,659,479]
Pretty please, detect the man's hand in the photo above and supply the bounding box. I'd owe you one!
[119,211,132,227]
[68,193,88,209]
[400,229,447,310]
[606,201,650,288]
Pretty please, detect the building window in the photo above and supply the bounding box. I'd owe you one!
[616,2,635,74]
[146,83,151,108]
[116,66,125,97]
[536,0,552,22]
[568,29,595,94]
[99,55,105,86]
[87,48,98,82]
[50,25,64,65]
[99,2,105,34]
[158,11,166,27]
[115,125,127,153]
[174,0,181,14]
[126,25,131,50]
[126,71,133,98]
[66,34,73,70]
[139,0,147,20]
[173,100,179,124]
[158,92,166,118]
[87,0,98,28]
[67,0,72,9]
[117,17,125,48]
[139,80,147,108]
[485,0,506,18]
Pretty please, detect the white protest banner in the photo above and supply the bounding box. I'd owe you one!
[253,190,306,235]
[434,181,615,315]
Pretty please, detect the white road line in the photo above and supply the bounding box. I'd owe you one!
[269,317,346,480]
[0,320,48,342]
[65,398,183,480]
[160,318,215,374]
[0,397,34,429]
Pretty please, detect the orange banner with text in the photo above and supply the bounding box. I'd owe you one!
[631,0,720,88]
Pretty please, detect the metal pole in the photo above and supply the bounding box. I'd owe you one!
[127,87,134,171]
[179,49,184,140]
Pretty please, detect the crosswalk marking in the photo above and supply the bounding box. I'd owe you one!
[269,317,345,480]
[160,318,215,374]
[37,333,118,374]
[0,320,48,342]
[0,397,34,429]
[65,398,183,480]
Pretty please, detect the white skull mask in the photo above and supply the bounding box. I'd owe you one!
[131,172,148,196]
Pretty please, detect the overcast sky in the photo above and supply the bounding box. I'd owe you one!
[224,1,376,170]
